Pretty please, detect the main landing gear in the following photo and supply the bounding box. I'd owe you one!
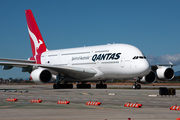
[76,82,107,89]
[76,82,91,89]
[76,81,107,89]
[53,82,73,89]
[132,81,141,89]
[53,74,107,89]
[53,82,108,89]
[53,74,73,89]
[96,81,107,89]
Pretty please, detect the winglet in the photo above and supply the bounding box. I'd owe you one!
[25,9,48,64]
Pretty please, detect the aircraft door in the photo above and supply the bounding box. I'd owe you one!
[120,58,125,68]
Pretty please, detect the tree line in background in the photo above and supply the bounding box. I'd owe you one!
[0,78,32,84]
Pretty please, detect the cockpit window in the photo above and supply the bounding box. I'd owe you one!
[132,56,146,60]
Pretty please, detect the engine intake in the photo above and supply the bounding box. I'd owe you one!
[139,71,156,84]
[30,68,52,84]
[156,67,174,80]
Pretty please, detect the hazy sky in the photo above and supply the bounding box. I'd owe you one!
[0,0,180,79]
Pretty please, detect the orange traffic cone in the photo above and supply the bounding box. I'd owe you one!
[86,101,91,105]
[57,100,70,104]
[95,101,101,106]
[31,99,42,103]
[124,102,131,107]
[6,98,18,102]
[134,103,143,108]
[86,101,101,106]
[175,106,180,111]
[170,105,177,110]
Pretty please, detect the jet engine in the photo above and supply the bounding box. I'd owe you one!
[156,67,174,80]
[30,68,52,84]
[139,71,156,84]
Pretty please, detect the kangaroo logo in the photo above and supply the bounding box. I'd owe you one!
[28,27,43,56]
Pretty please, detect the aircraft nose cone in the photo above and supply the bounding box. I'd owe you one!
[139,60,151,76]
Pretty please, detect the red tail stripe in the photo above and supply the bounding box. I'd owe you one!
[25,9,47,64]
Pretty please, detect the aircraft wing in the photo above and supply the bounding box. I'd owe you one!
[0,62,32,68]
[0,58,36,63]
[40,64,97,79]
[0,61,97,79]
[151,63,176,71]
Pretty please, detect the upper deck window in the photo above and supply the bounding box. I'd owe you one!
[62,52,90,56]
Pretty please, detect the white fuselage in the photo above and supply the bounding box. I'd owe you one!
[40,44,151,82]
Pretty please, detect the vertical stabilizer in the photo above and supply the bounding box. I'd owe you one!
[25,9,47,64]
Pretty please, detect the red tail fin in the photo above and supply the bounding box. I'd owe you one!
[25,9,47,64]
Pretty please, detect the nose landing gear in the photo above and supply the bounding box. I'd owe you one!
[132,81,141,89]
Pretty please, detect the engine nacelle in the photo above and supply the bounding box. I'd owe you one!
[156,67,174,80]
[139,71,156,84]
[30,68,52,84]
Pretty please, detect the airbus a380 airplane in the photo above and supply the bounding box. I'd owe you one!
[0,9,175,89]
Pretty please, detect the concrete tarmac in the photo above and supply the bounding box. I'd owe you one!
[0,84,180,120]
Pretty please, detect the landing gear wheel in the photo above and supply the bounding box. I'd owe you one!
[76,84,91,89]
[104,84,107,89]
[53,84,57,89]
[96,83,107,89]
[132,84,141,89]
[137,84,141,89]
[53,83,73,89]
[132,84,136,89]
